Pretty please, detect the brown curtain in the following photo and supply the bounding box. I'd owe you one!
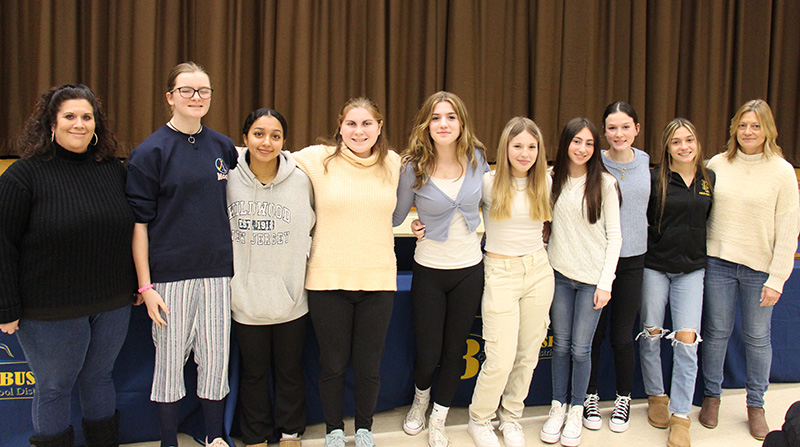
[2,0,798,165]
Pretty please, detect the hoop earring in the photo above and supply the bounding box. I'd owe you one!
[92,132,99,146]
[51,131,55,142]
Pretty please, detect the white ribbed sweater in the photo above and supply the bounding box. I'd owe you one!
[293,145,401,291]
[706,151,799,292]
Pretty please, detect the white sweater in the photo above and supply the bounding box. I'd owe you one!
[706,151,800,292]
[547,172,622,291]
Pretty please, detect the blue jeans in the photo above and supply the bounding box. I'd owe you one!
[638,268,704,415]
[550,271,602,406]
[702,257,772,407]
[16,305,131,437]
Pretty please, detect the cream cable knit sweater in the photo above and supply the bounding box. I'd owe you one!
[547,172,622,292]
[706,151,800,293]
[293,145,401,291]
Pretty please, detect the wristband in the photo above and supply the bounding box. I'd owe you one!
[138,284,155,293]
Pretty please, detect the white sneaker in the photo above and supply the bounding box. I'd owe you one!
[539,401,566,444]
[582,394,601,430]
[468,418,500,447]
[403,396,430,435]
[428,416,450,447]
[609,394,631,433]
[324,429,346,447]
[560,405,583,447]
[206,437,229,447]
[499,420,526,447]
[354,428,376,447]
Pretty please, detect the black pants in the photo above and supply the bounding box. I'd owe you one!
[588,255,644,396]
[308,290,394,433]
[234,315,308,444]
[411,260,484,407]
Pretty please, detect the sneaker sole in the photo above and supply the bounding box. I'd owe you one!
[560,433,582,446]
[582,418,602,430]
[609,420,630,433]
[403,423,424,436]
[540,430,561,444]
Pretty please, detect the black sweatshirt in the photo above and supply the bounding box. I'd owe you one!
[0,145,135,322]
[644,168,715,273]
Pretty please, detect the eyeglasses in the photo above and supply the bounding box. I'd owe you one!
[170,86,214,99]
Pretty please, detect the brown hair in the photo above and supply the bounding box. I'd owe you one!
[654,118,713,229]
[322,97,392,175]
[18,84,118,161]
[401,91,485,189]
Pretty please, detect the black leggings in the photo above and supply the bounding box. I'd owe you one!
[308,290,394,433]
[588,255,644,396]
[411,260,484,407]
[235,315,308,444]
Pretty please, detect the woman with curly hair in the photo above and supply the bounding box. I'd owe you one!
[0,84,135,447]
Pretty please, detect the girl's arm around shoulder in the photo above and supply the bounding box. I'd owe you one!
[597,172,622,293]
[393,161,417,227]
[291,145,330,178]
[481,170,495,208]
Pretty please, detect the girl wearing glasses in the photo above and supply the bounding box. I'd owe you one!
[126,61,238,447]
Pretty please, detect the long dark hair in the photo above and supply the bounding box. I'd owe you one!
[241,108,288,141]
[551,117,612,224]
[18,84,118,161]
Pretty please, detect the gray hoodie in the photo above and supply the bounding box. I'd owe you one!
[227,149,315,325]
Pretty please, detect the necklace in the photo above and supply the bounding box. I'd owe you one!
[167,120,203,145]
[608,163,628,180]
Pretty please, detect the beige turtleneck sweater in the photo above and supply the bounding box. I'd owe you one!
[293,144,401,291]
[706,151,799,292]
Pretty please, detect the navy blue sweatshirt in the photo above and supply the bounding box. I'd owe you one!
[125,125,237,282]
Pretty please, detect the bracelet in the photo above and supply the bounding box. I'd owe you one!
[137,284,155,293]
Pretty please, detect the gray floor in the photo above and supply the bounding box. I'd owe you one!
[124,383,799,446]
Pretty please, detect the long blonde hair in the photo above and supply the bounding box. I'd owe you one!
[723,99,782,160]
[491,117,552,222]
[401,91,485,189]
[654,118,713,229]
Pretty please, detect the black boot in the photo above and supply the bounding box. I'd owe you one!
[29,426,74,447]
[82,410,120,447]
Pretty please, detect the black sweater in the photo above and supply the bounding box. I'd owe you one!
[644,168,715,273]
[0,146,135,322]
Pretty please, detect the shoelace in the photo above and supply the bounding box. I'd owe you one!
[584,395,600,418]
[406,399,427,424]
[502,421,524,439]
[476,421,497,440]
[612,395,631,421]
[355,430,376,447]
[429,419,449,446]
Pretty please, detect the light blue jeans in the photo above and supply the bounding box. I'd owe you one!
[701,257,772,407]
[638,267,704,415]
[550,271,602,406]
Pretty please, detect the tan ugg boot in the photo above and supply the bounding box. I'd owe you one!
[648,395,670,429]
[667,415,691,447]
[747,406,769,440]
[698,397,720,428]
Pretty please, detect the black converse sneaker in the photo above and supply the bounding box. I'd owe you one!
[609,394,631,432]
[582,394,601,430]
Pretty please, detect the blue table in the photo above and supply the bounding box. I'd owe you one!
[3,261,800,445]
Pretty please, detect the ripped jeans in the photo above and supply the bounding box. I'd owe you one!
[638,267,704,415]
